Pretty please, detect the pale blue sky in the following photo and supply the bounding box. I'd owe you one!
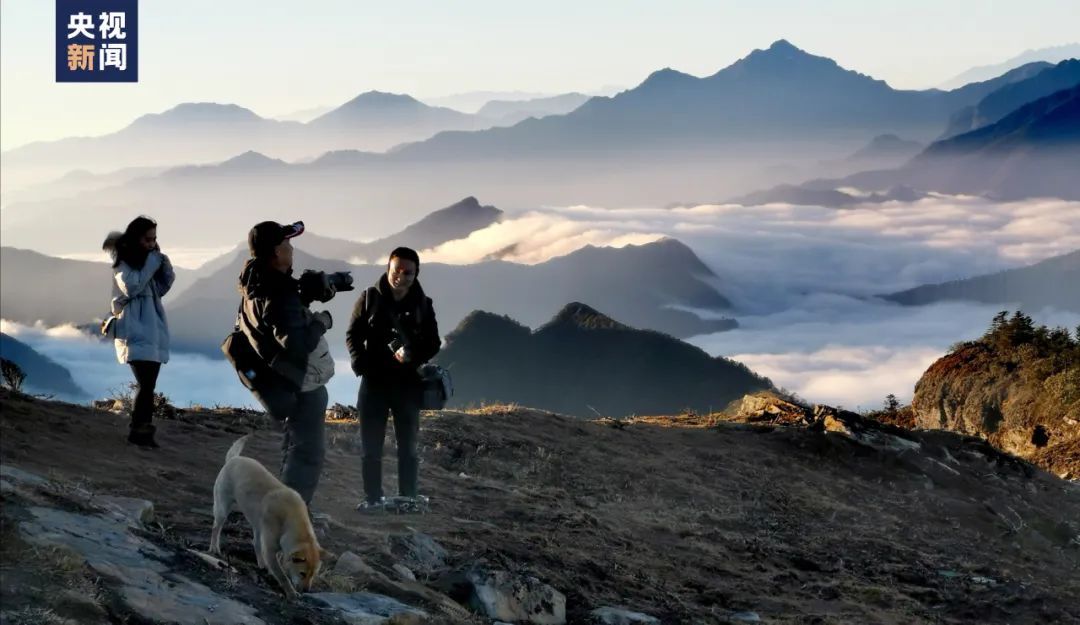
[2,0,1078,150]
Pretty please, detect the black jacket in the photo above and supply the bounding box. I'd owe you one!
[238,258,328,390]
[346,274,440,382]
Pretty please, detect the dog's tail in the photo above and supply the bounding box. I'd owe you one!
[225,434,250,462]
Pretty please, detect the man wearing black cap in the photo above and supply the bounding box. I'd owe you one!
[346,247,440,511]
[233,221,339,505]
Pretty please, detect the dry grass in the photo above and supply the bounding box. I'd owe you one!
[1,607,71,625]
[317,571,365,593]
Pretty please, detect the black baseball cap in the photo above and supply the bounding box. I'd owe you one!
[248,221,304,258]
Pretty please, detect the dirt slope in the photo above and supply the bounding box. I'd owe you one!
[2,390,1079,624]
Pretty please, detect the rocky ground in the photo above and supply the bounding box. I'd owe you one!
[2,388,1079,624]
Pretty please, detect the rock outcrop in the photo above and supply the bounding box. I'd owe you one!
[910,313,1080,478]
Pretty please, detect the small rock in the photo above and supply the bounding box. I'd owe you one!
[335,551,378,578]
[463,569,566,624]
[575,496,599,509]
[970,576,996,585]
[308,592,427,625]
[389,531,447,577]
[98,495,155,527]
[937,570,961,579]
[590,606,660,624]
[394,563,417,581]
[728,612,761,623]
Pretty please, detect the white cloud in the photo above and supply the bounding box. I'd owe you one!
[688,299,1080,410]
[5,194,1080,411]
[422,211,665,264]
[419,197,1080,289]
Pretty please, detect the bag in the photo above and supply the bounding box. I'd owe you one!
[417,363,453,410]
[221,301,274,391]
[221,330,268,391]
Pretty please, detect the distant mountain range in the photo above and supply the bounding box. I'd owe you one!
[422,90,555,113]
[305,91,482,147]
[937,43,1080,90]
[882,249,1080,313]
[941,59,1080,138]
[735,80,1080,204]
[4,39,1067,232]
[434,303,771,417]
[1,88,599,192]
[299,196,504,263]
[385,40,1046,163]
[475,93,591,125]
[0,333,87,398]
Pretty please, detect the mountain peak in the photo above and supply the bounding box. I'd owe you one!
[741,39,826,66]
[130,103,263,128]
[219,150,285,168]
[450,196,481,210]
[767,39,801,53]
[418,196,503,224]
[344,91,423,108]
[445,310,532,345]
[545,302,631,331]
[637,67,699,91]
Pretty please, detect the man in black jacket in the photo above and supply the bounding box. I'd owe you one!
[346,247,440,510]
[236,221,337,505]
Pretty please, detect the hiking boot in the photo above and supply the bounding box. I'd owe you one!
[356,497,386,513]
[127,424,159,449]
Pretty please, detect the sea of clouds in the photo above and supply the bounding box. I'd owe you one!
[5,194,1079,411]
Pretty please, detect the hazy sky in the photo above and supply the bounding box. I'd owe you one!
[2,0,1078,150]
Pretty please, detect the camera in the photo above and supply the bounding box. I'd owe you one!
[298,269,354,303]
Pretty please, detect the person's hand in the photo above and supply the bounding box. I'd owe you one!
[313,310,333,330]
[394,346,410,363]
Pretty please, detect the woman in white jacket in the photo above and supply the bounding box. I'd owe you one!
[102,216,175,448]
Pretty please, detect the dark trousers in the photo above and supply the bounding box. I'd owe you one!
[359,377,421,502]
[250,383,328,505]
[128,360,161,428]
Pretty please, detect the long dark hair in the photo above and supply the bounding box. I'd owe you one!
[102,216,157,269]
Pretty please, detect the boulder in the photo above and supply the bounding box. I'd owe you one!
[308,592,428,625]
[733,394,809,425]
[447,569,565,624]
[389,531,447,577]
